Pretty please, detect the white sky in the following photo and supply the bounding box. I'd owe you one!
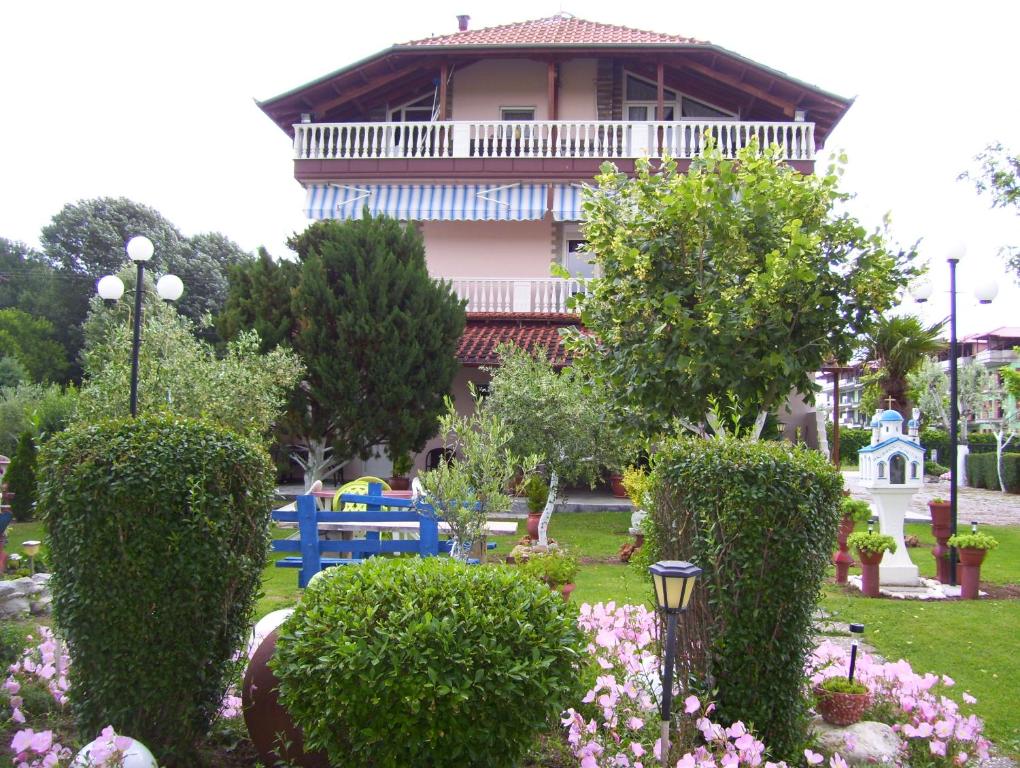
[1,0,1018,335]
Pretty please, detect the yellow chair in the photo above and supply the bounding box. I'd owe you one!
[332,476,392,511]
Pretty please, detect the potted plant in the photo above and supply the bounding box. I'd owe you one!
[835,498,872,583]
[947,531,998,600]
[847,531,896,597]
[814,676,871,726]
[927,497,952,583]
[621,467,652,548]
[522,474,549,541]
[388,451,414,491]
[607,468,628,498]
[517,548,579,600]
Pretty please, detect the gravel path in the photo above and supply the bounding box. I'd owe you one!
[842,471,1020,526]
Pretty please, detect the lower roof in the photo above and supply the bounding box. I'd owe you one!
[456,312,583,366]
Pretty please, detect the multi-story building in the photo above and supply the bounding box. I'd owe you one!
[259,13,852,476]
[815,364,871,428]
[937,326,1020,430]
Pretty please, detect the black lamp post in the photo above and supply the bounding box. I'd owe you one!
[909,247,997,587]
[95,236,184,416]
[649,560,702,767]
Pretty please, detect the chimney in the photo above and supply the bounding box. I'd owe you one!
[457,14,470,31]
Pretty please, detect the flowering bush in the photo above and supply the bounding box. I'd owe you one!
[2,628,244,766]
[563,603,992,768]
[809,641,990,768]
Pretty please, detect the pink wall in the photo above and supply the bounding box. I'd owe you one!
[413,367,491,475]
[423,220,553,277]
[453,59,549,120]
[558,59,598,119]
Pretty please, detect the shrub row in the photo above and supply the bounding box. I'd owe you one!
[920,428,996,465]
[649,437,843,762]
[40,415,276,764]
[825,424,871,459]
[965,451,1020,493]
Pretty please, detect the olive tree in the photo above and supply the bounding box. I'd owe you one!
[569,141,918,439]
[482,343,618,546]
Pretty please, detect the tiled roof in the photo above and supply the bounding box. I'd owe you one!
[402,14,706,48]
[457,313,584,367]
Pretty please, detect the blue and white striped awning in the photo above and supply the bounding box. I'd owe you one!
[552,184,588,222]
[304,183,548,222]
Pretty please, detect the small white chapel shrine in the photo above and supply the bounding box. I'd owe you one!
[857,406,925,586]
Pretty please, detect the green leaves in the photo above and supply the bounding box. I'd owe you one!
[570,138,919,436]
[38,415,276,763]
[272,557,585,768]
[649,437,844,761]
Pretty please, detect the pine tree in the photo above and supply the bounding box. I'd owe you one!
[6,431,37,522]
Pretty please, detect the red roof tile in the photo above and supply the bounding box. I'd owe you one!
[457,313,584,367]
[402,14,707,48]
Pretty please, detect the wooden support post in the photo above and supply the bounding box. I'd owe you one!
[438,62,448,120]
[547,61,557,119]
[656,62,665,155]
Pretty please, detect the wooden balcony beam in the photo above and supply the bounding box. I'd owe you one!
[677,58,796,116]
[313,61,426,114]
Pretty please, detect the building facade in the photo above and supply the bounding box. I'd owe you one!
[260,13,852,477]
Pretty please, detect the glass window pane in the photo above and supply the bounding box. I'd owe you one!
[501,108,535,121]
[628,105,648,121]
[682,97,730,118]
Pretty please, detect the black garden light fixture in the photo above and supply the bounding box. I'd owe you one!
[847,623,865,683]
[649,560,702,767]
[96,236,184,416]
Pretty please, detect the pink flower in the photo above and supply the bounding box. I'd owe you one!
[962,692,977,704]
[29,731,53,753]
[627,717,644,730]
[684,695,701,714]
[804,749,824,765]
[11,729,34,754]
[829,754,848,768]
[632,742,646,758]
[930,740,947,757]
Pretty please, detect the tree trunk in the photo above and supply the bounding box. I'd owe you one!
[996,431,1015,494]
[537,470,559,547]
[292,437,345,488]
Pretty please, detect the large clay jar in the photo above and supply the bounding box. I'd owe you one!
[242,629,330,768]
[526,512,542,540]
[957,547,986,600]
[857,549,884,598]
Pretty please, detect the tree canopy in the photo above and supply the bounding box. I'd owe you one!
[864,314,945,418]
[221,215,466,484]
[908,355,992,441]
[568,141,918,438]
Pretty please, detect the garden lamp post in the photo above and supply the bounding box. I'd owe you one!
[21,539,40,575]
[847,623,864,683]
[649,560,702,767]
[96,236,184,417]
[909,244,997,587]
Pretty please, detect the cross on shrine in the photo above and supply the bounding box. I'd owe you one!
[884,396,897,410]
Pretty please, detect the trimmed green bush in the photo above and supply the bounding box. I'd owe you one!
[966,452,1020,492]
[920,428,996,466]
[649,437,843,762]
[5,431,37,521]
[39,415,275,764]
[272,557,586,768]
[925,461,949,477]
[825,425,871,460]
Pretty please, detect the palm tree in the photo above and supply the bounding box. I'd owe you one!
[864,315,946,418]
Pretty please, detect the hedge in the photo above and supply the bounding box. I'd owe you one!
[39,415,276,765]
[825,425,870,461]
[272,557,585,768]
[649,438,843,762]
[966,451,1020,492]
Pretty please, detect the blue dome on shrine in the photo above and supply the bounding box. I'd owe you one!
[907,418,919,428]
[879,409,903,422]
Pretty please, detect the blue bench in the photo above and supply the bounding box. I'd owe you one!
[271,482,494,587]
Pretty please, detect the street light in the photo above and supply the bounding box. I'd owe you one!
[909,244,997,588]
[648,560,702,767]
[95,236,183,417]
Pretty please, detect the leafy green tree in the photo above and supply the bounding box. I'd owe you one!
[5,431,37,521]
[482,343,618,545]
[864,315,945,418]
[77,295,302,441]
[569,142,917,440]
[0,308,68,382]
[167,232,254,333]
[961,143,1020,280]
[281,216,465,485]
[0,384,76,456]
[217,248,299,350]
[0,357,28,388]
[908,355,993,441]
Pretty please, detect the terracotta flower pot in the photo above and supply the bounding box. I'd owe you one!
[958,547,987,600]
[833,516,856,584]
[388,475,411,491]
[857,549,884,598]
[609,474,628,498]
[526,512,542,540]
[928,500,952,539]
[560,582,576,601]
[814,684,871,726]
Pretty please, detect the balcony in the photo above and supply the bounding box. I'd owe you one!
[448,277,586,314]
[294,119,815,163]
[975,349,1017,366]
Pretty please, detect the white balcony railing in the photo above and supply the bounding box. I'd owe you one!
[448,277,587,313]
[294,120,815,162]
[976,349,1018,366]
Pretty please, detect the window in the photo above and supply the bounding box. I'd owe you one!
[389,94,436,122]
[623,71,735,122]
[911,462,919,480]
[500,107,536,121]
[562,225,595,279]
[877,462,886,479]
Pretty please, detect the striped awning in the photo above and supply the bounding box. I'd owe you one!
[304,184,548,222]
[552,184,588,222]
